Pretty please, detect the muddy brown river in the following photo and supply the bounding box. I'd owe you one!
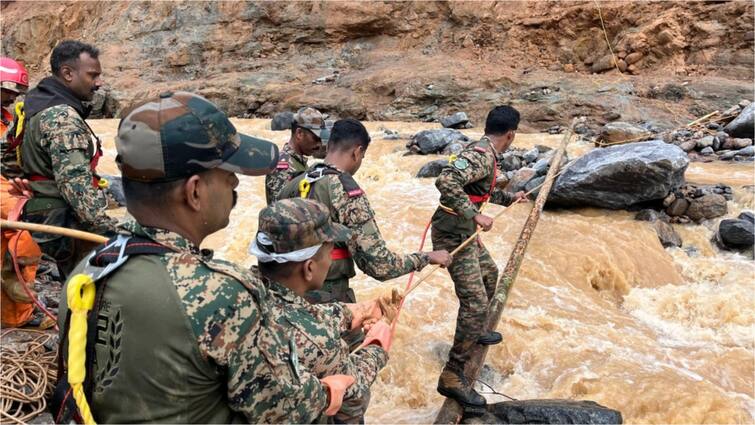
[90,119,754,424]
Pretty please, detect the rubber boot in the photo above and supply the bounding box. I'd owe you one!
[436,366,486,408]
[477,331,502,345]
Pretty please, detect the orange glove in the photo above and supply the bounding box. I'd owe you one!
[361,319,393,351]
[320,374,356,416]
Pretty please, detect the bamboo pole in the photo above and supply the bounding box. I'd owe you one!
[434,128,573,424]
[0,219,108,243]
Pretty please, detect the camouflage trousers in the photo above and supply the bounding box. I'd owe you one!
[22,205,100,279]
[432,229,498,371]
[305,278,364,352]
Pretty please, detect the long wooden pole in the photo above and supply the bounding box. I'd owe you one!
[434,128,573,424]
[0,219,108,243]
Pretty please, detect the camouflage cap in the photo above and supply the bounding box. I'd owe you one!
[293,107,326,139]
[116,91,279,182]
[258,198,351,253]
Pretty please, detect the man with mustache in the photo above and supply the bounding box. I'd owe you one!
[19,40,117,277]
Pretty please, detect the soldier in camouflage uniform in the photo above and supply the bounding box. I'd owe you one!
[432,105,525,408]
[57,92,355,422]
[279,118,452,308]
[250,198,396,423]
[265,107,331,204]
[19,41,117,276]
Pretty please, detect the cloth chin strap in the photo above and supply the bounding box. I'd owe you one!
[249,232,322,263]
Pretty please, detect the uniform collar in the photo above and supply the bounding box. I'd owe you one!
[264,276,309,306]
[283,141,307,165]
[479,135,498,154]
[118,219,210,258]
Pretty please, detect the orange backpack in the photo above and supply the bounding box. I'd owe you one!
[0,176,40,327]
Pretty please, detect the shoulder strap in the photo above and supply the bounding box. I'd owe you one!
[337,173,363,198]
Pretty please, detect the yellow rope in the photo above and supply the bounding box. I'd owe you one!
[66,274,97,425]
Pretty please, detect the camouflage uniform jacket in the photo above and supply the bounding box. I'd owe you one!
[58,220,327,423]
[265,278,388,403]
[20,104,116,234]
[265,142,308,204]
[432,136,513,235]
[281,163,430,282]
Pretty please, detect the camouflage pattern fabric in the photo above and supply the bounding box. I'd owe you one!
[265,278,388,423]
[265,142,308,204]
[293,107,326,134]
[58,219,329,423]
[431,136,504,371]
[432,230,498,371]
[280,164,430,296]
[21,104,116,235]
[431,136,499,236]
[116,91,278,182]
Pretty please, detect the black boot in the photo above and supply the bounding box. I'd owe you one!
[477,331,502,346]
[437,366,486,408]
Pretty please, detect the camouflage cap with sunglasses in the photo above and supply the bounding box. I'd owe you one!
[116,91,279,182]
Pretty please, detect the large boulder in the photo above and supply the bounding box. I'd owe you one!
[407,129,469,154]
[462,399,622,424]
[723,103,755,139]
[271,111,295,130]
[718,216,755,247]
[440,112,470,129]
[597,122,651,144]
[549,140,689,209]
[416,159,447,178]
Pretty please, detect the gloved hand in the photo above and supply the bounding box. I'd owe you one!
[320,374,356,416]
[345,300,382,330]
[361,319,393,352]
[377,287,403,325]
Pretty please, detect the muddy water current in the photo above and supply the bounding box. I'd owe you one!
[90,119,754,424]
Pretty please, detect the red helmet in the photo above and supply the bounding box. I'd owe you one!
[0,57,29,94]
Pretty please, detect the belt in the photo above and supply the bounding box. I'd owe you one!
[331,247,351,260]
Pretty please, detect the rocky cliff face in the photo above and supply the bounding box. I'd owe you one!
[2,1,753,129]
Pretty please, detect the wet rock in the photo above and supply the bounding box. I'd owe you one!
[271,111,294,130]
[696,136,715,149]
[723,138,753,150]
[532,157,551,176]
[407,129,469,154]
[700,146,715,156]
[740,211,755,224]
[416,159,448,178]
[686,194,727,221]
[500,153,523,172]
[525,175,546,196]
[722,145,755,160]
[597,122,651,144]
[550,140,689,209]
[591,54,616,73]
[679,140,697,152]
[462,399,622,425]
[506,168,537,193]
[522,148,539,163]
[653,221,682,248]
[440,112,470,129]
[717,214,754,248]
[662,192,676,208]
[547,125,565,134]
[635,209,661,222]
[666,198,689,216]
[536,145,553,153]
[723,103,755,139]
